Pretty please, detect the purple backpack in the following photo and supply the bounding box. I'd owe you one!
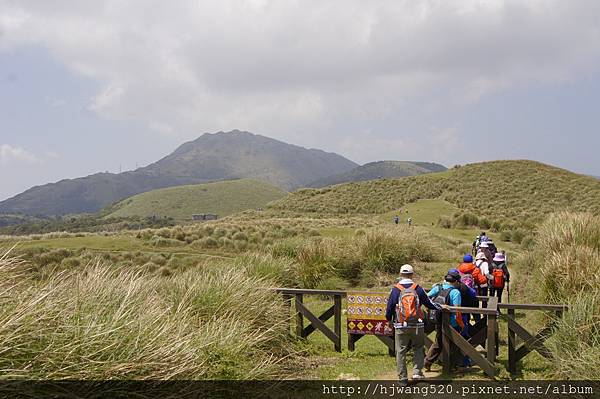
[460,273,475,289]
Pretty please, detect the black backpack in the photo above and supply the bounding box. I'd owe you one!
[427,285,453,323]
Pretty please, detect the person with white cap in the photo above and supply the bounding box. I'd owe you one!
[477,241,494,264]
[474,251,491,296]
[385,264,441,385]
[489,251,510,302]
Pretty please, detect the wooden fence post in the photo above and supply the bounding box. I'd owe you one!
[334,294,342,352]
[486,297,498,363]
[442,310,452,376]
[507,308,516,374]
[295,294,304,338]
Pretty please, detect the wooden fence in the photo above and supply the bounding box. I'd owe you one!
[272,288,567,378]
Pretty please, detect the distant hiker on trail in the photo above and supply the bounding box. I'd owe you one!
[479,232,489,243]
[477,241,494,264]
[489,252,510,302]
[424,273,466,372]
[474,252,490,296]
[407,217,412,227]
[386,264,441,385]
[394,215,399,225]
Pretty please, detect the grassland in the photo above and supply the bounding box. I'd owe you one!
[105,179,287,220]
[2,160,599,382]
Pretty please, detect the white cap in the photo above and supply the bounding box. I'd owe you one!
[480,242,489,248]
[400,264,414,274]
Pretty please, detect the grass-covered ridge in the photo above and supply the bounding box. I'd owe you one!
[271,160,600,226]
[105,179,287,220]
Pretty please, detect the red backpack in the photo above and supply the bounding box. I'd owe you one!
[394,283,424,326]
[492,268,505,289]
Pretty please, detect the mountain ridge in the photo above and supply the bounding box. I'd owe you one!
[0,130,357,216]
[308,160,447,187]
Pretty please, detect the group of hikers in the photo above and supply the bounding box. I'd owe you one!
[385,232,510,385]
[393,214,412,226]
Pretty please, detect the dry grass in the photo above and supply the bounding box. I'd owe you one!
[0,252,297,379]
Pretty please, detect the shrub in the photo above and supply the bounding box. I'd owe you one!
[150,254,167,266]
[196,237,218,249]
[437,216,452,229]
[60,257,81,268]
[295,239,336,288]
[150,237,183,247]
[232,232,248,241]
[236,253,297,287]
[269,238,304,258]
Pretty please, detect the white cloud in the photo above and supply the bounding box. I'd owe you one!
[0,145,60,165]
[1,0,600,155]
[0,144,39,164]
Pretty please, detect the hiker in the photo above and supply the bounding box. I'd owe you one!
[477,241,494,264]
[471,235,480,256]
[394,215,400,225]
[489,252,510,302]
[456,255,486,321]
[479,232,488,243]
[448,268,477,367]
[448,267,479,326]
[487,239,498,257]
[423,273,466,371]
[474,252,490,296]
[385,264,442,385]
[407,217,412,227]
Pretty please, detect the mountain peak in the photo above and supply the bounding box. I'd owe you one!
[0,131,358,216]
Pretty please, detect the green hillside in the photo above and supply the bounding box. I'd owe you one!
[307,160,447,187]
[271,160,600,225]
[105,179,287,220]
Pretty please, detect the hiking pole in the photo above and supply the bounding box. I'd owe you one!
[507,281,510,303]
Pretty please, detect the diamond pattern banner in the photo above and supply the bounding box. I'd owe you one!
[347,291,393,336]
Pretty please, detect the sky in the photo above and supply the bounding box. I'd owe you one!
[1,0,600,201]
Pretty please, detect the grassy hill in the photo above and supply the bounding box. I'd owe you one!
[271,160,600,226]
[307,161,447,187]
[105,179,287,220]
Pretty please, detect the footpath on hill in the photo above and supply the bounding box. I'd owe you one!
[301,214,546,381]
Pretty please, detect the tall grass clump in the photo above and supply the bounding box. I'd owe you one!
[264,227,440,288]
[536,212,600,301]
[0,253,296,379]
[356,228,438,274]
[533,212,600,379]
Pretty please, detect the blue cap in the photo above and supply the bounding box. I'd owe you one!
[463,254,473,263]
[448,268,460,275]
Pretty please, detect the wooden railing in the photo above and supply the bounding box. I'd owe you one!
[273,288,344,352]
[271,288,567,378]
[498,303,568,374]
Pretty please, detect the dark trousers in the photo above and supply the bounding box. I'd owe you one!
[489,287,503,302]
[424,324,461,368]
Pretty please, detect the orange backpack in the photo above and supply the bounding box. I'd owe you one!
[394,283,424,326]
[492,268,505,289]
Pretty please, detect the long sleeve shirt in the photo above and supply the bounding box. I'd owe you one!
[427,283,465,330]
[385,279,438,323]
